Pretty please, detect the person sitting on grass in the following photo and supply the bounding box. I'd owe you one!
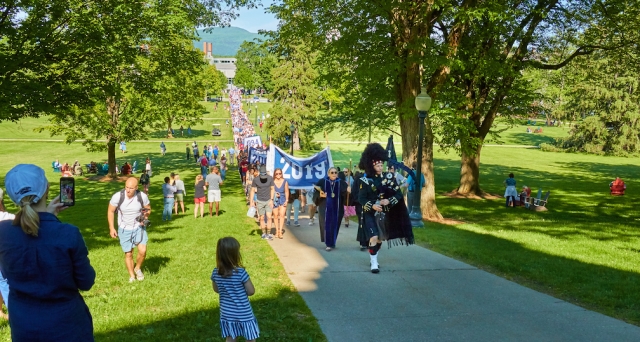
[60,163,70,177]
[121,162,132,175]
[610,177,626,196]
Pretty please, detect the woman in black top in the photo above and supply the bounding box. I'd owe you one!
[194,174,207,218]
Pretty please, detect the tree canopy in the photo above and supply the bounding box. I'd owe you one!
[234,41,277,93]
[267,42,322,150]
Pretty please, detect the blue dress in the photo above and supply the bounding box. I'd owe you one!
[274,180,287,208]
[211,268,259,340]
[0,213,95,341]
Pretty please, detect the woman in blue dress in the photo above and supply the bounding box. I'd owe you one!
[0,164,96,341]
[314,167,351,251]
[272,168,289,239]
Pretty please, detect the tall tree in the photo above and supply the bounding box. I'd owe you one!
[202,64,228,101]
[270,0,475,220]
[37,0,211,176]
[267,42,322,149]
[234,40,277,93]
[0,0,258,122]
[555,51,640,155]
[0,0,102,120]
[441,0,639,195]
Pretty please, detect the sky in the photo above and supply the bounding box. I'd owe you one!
[230,6,279,33]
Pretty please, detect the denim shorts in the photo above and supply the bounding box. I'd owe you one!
[118,227,148,253]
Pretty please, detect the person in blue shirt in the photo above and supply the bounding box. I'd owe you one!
[503,173,518,207]
[0,164,96,341]
[406,162,426,212]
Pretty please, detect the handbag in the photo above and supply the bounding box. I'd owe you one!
[246,206,256,218]
[344,205,356,217]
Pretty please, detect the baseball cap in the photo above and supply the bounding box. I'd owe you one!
[4,164,49,206]
[259,165,268,180]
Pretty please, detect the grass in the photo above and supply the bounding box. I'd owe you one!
[316,141,640,326]
[0,141,326,341]
[421,147,640,325]
[2,103,639,335]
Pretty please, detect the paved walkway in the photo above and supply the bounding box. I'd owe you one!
[268,216,640,342]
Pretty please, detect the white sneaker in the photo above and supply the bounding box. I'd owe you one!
[129,277,135,283]
[135,268,144,281]
[308,219,315,226]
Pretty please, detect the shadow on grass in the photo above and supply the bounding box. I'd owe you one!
[143,256,170,276]
[507,132,556,146]
[415,223,640,325]
[93,289,326,342]
[148,130,212,140]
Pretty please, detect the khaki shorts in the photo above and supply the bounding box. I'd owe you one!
[208,190,221,202]
[175,193,184,202]
[256,200,272,215]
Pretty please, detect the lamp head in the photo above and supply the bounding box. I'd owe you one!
[415,87,432,112]
[290,124,295,133]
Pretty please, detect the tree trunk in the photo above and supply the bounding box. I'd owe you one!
[107,141,117,178]
[293,130,300,150]
[457,144,483,195]
[397,73,442,221]
[167,118,173,139]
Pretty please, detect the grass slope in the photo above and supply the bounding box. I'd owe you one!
[328,143,640,325]
[0,126,325,340]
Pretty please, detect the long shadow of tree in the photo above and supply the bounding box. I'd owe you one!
[93,289,326,342]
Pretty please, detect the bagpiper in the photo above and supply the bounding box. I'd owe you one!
[357,143,414,273]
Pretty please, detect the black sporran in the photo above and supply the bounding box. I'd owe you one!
[375,211,388,241]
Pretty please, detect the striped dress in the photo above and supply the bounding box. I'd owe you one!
[211,268,260,340]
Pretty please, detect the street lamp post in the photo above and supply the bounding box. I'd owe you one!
[409,87,431,228]
[255,104,258,127]
[290,124,295,156]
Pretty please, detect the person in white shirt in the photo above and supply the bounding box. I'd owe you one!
[107,178,151,283]
[173,174,186,215]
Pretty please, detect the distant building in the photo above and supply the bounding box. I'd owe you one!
[202,42,236,88]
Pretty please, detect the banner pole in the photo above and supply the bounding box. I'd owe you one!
[346,158,352,205]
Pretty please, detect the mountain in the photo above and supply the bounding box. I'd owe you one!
[193,27,264,57]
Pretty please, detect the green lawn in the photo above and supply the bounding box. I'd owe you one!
[2,108,639,333]
[0,141,326,341]
[322,141,640,325]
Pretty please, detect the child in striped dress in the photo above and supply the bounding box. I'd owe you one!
[211,237,260,341]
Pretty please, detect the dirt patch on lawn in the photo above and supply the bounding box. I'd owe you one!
[442,190,502,200]
[86,175,134,182]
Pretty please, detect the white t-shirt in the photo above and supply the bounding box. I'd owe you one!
[109,191,150,230]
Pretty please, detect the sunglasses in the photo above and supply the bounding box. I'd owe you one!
[275,172,282,175]
[329,171,338,174]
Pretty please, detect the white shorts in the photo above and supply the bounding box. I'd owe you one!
[208,190,221,202]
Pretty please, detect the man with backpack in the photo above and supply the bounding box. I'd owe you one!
[108,178,152,283]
